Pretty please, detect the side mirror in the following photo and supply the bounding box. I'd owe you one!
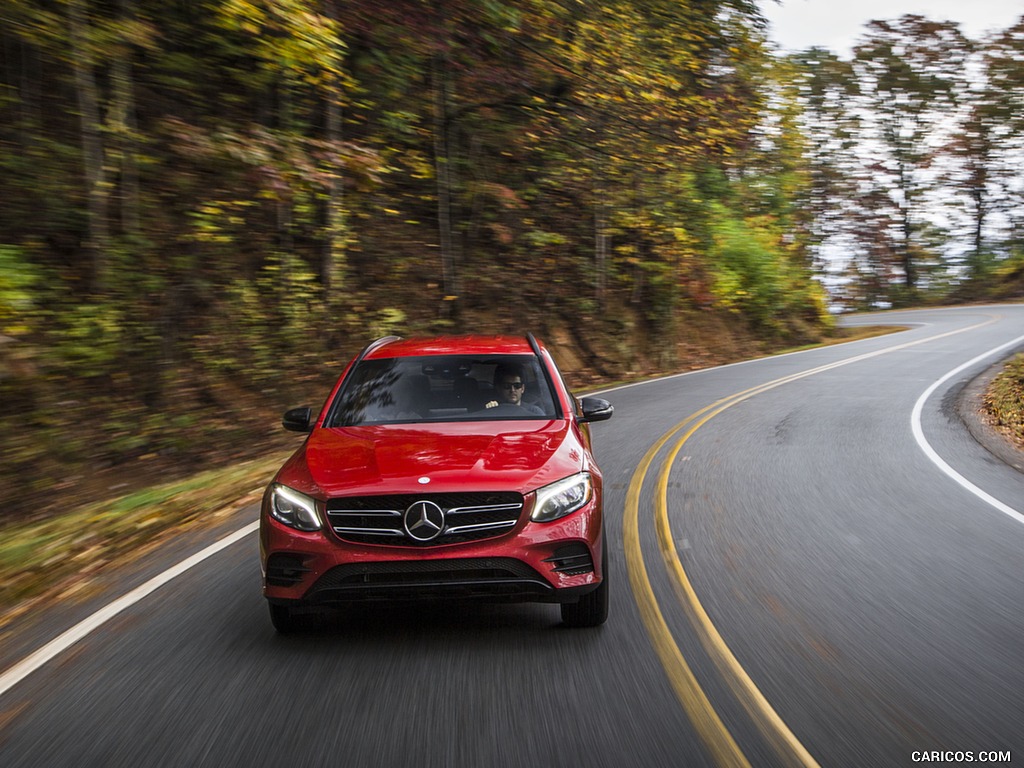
[282,406,313,433]
[579,397,613,424]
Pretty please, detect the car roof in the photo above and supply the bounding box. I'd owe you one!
[362,335,545,359]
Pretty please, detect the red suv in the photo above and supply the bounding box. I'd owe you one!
[260,334,613,631]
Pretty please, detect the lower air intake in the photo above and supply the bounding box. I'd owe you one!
[305,558,553,602]
[543,543,594,575]
[266,553,311,587]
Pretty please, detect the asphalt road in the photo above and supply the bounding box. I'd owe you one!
[2,305,1022,767]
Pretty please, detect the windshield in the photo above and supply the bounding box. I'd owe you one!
[326,354,562,426]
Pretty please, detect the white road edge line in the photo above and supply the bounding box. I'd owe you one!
[911,335,1024,527]
[0,520,260,698]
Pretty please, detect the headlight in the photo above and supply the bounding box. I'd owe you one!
[531,472,593,523]
[269,485,323,531]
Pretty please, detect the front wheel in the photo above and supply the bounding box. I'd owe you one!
[269,602,307,633]
[560,537,609,628]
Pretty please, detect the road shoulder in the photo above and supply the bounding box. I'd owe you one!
[958,356,1024,473]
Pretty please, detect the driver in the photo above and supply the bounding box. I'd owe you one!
[484,363,544,415]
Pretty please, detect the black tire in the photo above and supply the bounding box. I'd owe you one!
[560,537,609,628]
[269,602,303,633]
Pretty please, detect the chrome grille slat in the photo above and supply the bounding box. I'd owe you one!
[447,503,522,515]
[327,509,402,516]
[330,527,404,537]
[445,520,518,535]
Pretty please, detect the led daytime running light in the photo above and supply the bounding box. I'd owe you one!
[270,485,323,532]
[531,472,592,523]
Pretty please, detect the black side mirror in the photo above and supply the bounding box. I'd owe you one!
[579,397,613,424]
[282,406,313,433]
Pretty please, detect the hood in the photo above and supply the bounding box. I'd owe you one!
[296,419,585,498]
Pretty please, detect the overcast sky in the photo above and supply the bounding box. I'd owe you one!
[757,0,1024,57]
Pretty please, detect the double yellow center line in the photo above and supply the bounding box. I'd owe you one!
[622,318,994,767]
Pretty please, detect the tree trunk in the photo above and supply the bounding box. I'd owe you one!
[971,177,986,281]
[111,0,140,241]
[115,66,141,240]
[68,0,110,293]
[322,94,347,293]
[595,203,609,308]
[901,211,915,291]
[895,155,915,291]
[432,52,459,316]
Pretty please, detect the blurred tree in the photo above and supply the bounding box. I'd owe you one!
[977,18,1024,263]
[852,15,972,299]
[515,0,772,342]
[66,0,111,290]
[786,49,860,272]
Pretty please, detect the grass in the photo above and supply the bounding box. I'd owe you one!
[0,450,293,624]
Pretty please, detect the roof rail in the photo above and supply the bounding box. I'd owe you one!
[350,334,402,372]
[526,332,542,357]
[527,333,564,418]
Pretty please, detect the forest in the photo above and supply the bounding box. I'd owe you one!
[1,1,1023,521]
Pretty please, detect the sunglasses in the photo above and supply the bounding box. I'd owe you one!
[500,381,525,390]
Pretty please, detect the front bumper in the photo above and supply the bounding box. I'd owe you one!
[260,499,604,606]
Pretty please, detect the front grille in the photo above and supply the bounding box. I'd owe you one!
[326,492,523,547]
[305,557,553,602]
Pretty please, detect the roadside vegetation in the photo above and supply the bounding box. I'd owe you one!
[985,354,1024,449]
[0,452,290,626]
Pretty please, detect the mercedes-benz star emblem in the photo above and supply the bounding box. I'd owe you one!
[403,500,445,542]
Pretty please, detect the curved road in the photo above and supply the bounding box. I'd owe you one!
[1,305,1022,767]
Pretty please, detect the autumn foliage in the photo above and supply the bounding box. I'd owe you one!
[0,2,1021,520]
